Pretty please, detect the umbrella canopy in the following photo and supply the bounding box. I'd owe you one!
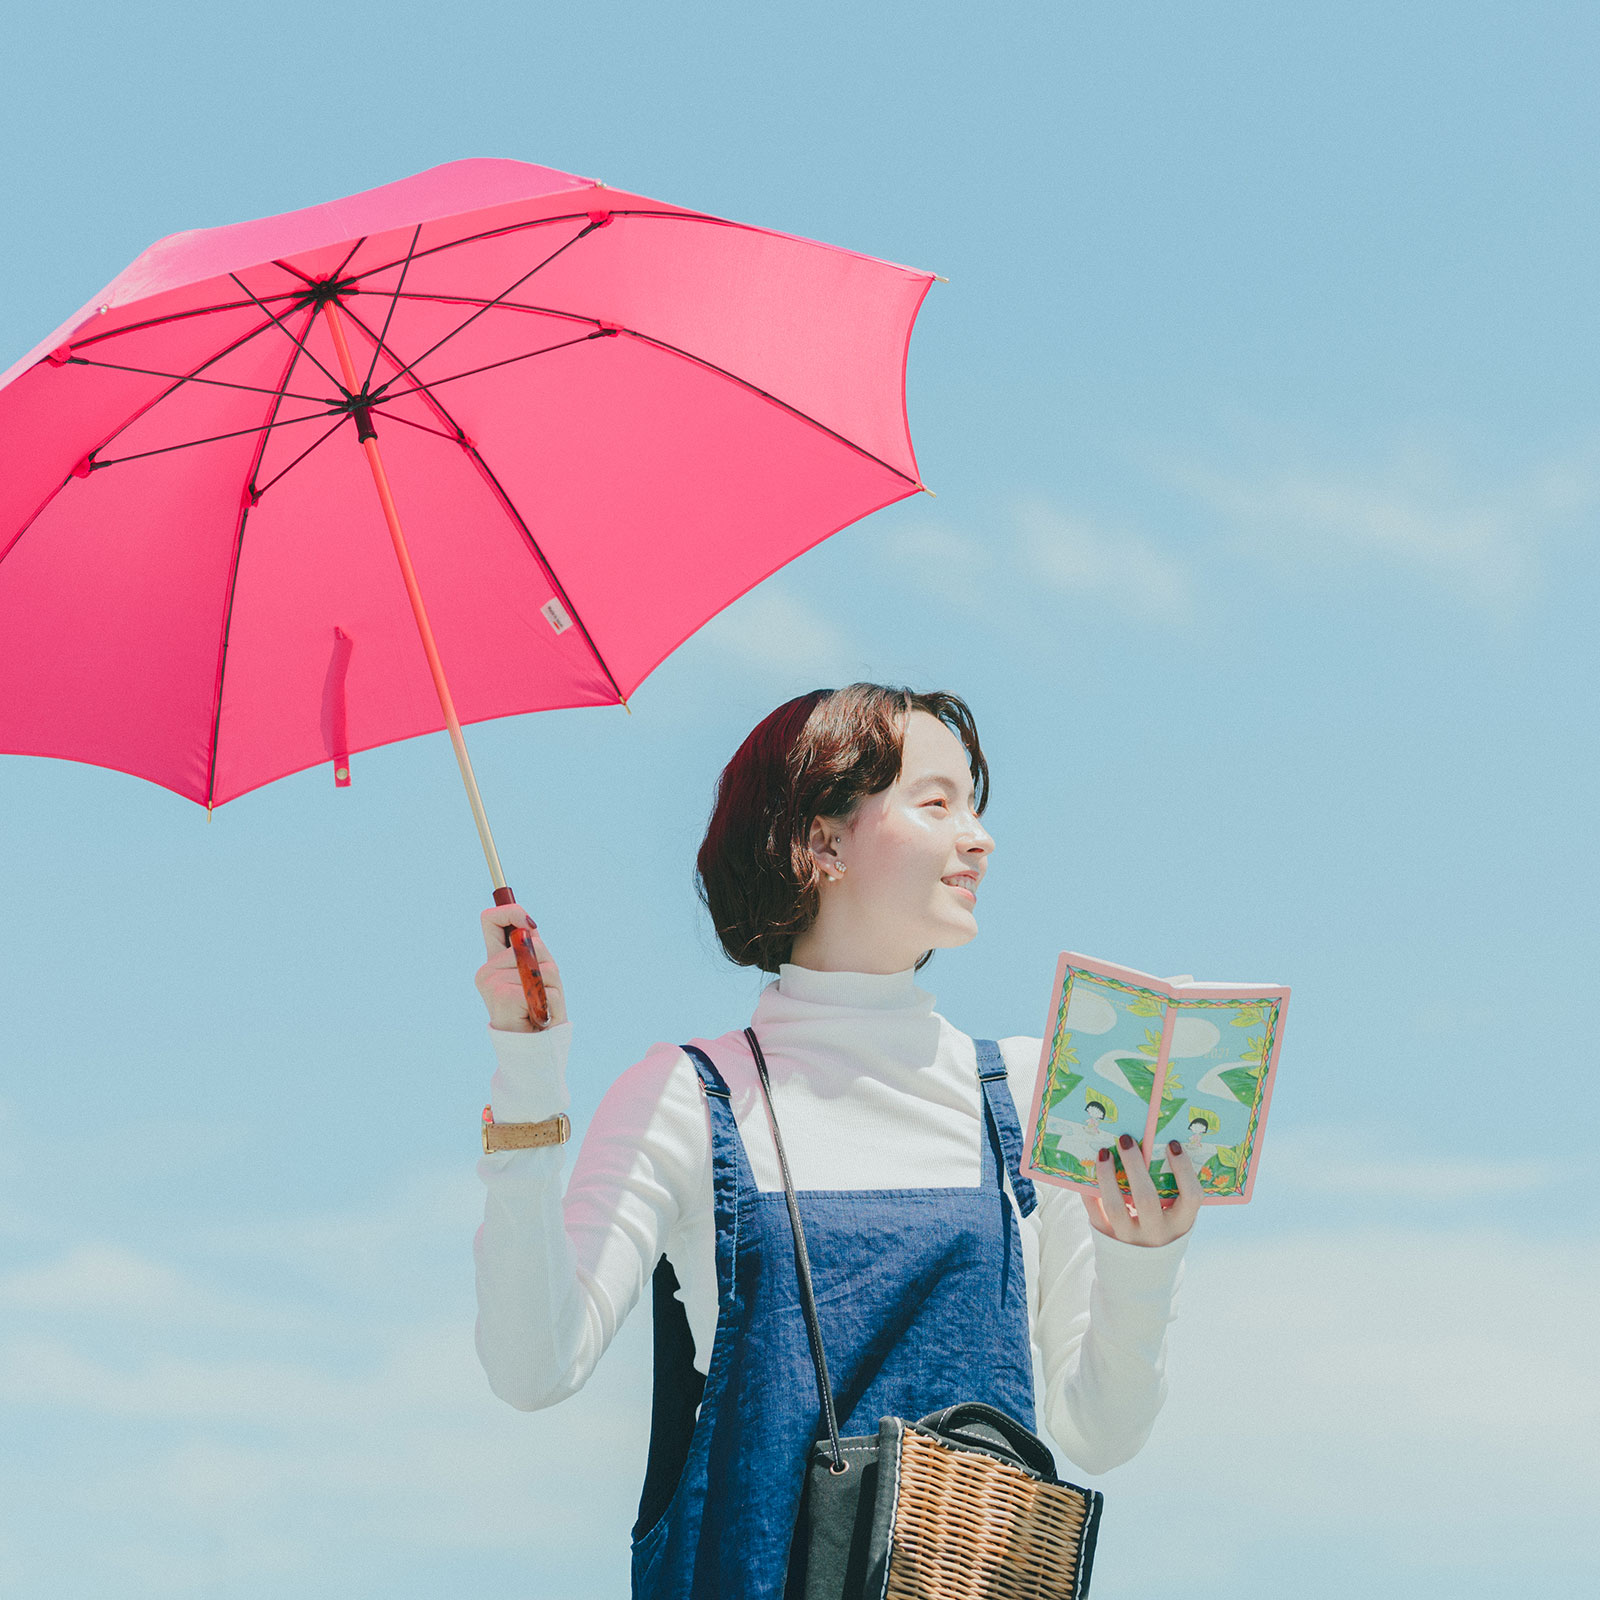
[0,159,932,807]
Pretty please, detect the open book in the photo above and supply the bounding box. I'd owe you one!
[1021,953,1289,1205]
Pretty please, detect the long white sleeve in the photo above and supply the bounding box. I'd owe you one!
[474,968,1188,1474]
[473,1025,708,1410]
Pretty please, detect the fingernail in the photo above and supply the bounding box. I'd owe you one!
[1097,1147,1110,1164]
[1118,1133,1135,1151]
[1168,1139,1183,1155]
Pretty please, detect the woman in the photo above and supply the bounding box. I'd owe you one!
[473,684,1199,1598]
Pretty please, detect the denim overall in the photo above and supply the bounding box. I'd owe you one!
[631,1038,1039,1600]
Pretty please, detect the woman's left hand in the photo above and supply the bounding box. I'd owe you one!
[1080,1135,1200,1247]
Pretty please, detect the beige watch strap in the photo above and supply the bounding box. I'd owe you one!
[481,1108,571,1154]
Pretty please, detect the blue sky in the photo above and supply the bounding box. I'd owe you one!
[2,3,1596,1595]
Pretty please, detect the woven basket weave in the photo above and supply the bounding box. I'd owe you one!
[884,1429,1093,1600]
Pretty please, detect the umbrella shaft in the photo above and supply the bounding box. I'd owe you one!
[319,299,509,892]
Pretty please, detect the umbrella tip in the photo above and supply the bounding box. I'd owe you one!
[621,697,633,716]
[933,274,949,283]
[206,801,214,824]
[919,485,937,497]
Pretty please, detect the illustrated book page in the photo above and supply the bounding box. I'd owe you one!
[1020,953,1289,1206]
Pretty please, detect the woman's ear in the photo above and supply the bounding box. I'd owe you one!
[807,815,846,882]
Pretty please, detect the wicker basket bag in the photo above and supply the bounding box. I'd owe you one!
[745,1029,1104,1600]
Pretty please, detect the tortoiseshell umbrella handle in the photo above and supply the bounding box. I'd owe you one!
[493,885,550,1030]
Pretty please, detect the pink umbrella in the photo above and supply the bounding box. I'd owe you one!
[0,159,933,1021]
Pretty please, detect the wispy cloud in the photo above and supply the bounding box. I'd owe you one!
[1171,437,1600,608]
[882,508,1193,623]
[1017,499,1194,620]
[0,1243,312,1334]
[695,584,864,682]
[1085,1224,1598,1593]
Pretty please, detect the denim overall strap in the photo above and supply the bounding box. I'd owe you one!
[975,1038,1038,1217]
[678,1045,754,1299]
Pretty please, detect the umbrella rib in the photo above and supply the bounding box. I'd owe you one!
[358,216,606,400]
[94,406,339,469]
[363,224,421,392]
[371,330,600,403]
[368,312,913,488]
[64,292,306,354]
[69,310,307,470]
[337,299,628,707]
[248,413,350,498]
[228,272,347,390]
[205,307,318,808]
[363,408,464,444]
[612,327,918,485]
[0,317,288,570]
[340,209,610,285]
[338,207,720,290]
[66,355,334,406]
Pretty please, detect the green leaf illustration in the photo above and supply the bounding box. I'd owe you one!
[1217,1064,1264,1105]
[1237,1029,1269,1065]
[1231,1004,1267,1028]
[1048,1070,1083,1106]
[1114,1057,1156,1105]
[1128,993,1164,1017]
[1153,1068,1186,1135]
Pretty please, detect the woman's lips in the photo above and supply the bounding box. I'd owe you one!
[943,876,978,903]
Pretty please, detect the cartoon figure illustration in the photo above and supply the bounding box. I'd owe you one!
[1045,1091,1119,1163]
[1181,1105,1220,1169]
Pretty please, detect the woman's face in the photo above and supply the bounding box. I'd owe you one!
[800,711,994,973]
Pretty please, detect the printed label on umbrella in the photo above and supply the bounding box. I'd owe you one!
[541,597,573,635]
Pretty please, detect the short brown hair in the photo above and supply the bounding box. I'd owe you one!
[695,684,989,972]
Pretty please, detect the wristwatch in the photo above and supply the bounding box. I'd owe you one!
[481,1106,571,1153]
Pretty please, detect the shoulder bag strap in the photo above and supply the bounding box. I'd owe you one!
[743,1025,847,1473]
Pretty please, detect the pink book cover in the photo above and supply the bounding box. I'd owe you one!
[1019,952,1290,1206]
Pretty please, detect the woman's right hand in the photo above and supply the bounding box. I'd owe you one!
[476,903,567,1032]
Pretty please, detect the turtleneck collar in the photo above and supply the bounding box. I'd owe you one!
[773,963,931,1013]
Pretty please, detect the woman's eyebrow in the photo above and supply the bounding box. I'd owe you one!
[905,771,973,800]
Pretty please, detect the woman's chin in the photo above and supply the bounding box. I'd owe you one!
[925,911,979,950]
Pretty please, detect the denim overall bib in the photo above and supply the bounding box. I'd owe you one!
[631,1038,1040,1600]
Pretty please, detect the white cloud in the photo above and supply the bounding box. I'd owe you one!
[1172,438,1600,608]
[1169,1017,1221,1058]
[1018,499,1193,621]
[1260,1130,1541,1199]
[2,1145,1590,1597]
[1063,987,1117,1035]
[1073,1224,1598,1595]
[696,584,863,682]
[0,1243,310,1334]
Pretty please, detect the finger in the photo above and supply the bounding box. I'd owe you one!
[1164,1139,1203,1207]
[1077,1186,1113,1238]
[481,902,535,958]
[1117,1133,1162,1222]
[1094,1146,1134,1238]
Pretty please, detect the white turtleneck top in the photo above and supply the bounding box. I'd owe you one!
[474,964,1188,1475]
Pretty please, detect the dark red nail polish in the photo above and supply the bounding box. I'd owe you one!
[1118,1133,1135,1150]
[1169,1139,1183,1155]
[1097,1147,1111,1164]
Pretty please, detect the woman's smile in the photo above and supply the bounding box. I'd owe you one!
[942,870,980,904]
